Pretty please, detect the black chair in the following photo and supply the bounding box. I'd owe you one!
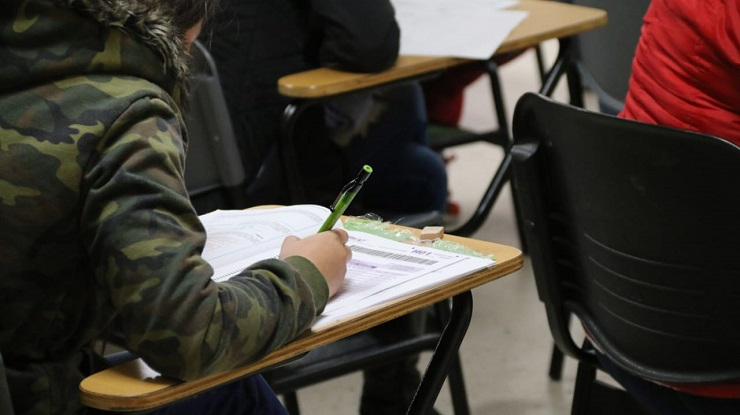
[568,0,650,114]
[183,41,251,214]
[510,92,740,414]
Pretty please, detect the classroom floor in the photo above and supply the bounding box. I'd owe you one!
[284,40,601,415]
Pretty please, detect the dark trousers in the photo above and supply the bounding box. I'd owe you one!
[359,309,440,415]
[148,375,288,415]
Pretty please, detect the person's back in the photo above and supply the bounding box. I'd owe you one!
[619,0,740,144]
[0,2,349,414]
[208,0,448,216]
[208,0,402,206]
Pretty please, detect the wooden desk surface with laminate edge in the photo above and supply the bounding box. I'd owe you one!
[277,0,607,99]
[79,228,523,412]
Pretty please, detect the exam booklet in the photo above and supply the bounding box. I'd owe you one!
[199,205,495,330]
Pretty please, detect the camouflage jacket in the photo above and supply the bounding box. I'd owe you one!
[0,1,329,414]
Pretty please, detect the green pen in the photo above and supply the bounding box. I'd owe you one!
[318,164,373,232]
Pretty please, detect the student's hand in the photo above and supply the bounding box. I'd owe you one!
[279,229,351,297]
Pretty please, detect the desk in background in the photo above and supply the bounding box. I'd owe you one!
[277,0,607,237]
[80,229,523,415]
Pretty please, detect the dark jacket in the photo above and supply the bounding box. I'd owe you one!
[0,1,328,414]
[207,0,400,206]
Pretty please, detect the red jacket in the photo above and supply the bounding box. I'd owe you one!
[619,0,740,145]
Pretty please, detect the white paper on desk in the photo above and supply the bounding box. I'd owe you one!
[200,205,331,282]
[391,0,528,59]
[197,205,495,330]
[312,231,495,330]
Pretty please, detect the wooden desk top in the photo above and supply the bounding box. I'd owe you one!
[278,0,607,98]
[80,231,523,412]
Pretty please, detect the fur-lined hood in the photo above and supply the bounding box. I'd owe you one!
[0,0,192,103]
[54,0,191,95]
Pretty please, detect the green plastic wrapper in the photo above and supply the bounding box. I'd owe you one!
[343,216,495,261]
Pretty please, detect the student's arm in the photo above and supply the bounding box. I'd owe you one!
[81,95,335,381]
[312,0,400,72]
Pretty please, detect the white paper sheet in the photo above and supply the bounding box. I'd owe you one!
[390,0,528,59]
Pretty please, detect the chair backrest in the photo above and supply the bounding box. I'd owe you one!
[184,40,249,214]
[569,0,650,114]
[511,92,740,385]
[1,352,15,415]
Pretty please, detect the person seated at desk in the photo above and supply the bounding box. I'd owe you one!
[605,0,740,413]
[207,1,448,414]
[206,0,449,217]
[0,1,351,414]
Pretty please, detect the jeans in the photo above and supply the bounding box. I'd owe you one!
[346,82,448,215]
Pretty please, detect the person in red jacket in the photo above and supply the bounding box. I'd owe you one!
[619,0,739,145]
[606,1,740,413]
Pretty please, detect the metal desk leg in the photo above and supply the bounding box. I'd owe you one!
[539,37,582,105]
[450,38,582,239]
[407,291,474,415]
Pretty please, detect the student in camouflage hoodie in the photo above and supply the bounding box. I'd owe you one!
[0,1,351,414]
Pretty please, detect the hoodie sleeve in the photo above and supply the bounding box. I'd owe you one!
[312,0,400,72]
[81,94,329,380]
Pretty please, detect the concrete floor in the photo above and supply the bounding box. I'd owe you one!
[286,41,601,415]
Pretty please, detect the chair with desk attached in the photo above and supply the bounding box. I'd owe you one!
[77,230,523,415]
[510,92,740,414]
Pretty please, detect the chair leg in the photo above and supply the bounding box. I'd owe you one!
[571,355,597,415]
[548,312,571,381]
[430,300,470,415]
[548,344,565,381]
[535,44,547,85]
[446,352,470,415]
[282,391,300,415]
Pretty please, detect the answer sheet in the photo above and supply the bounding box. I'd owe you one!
[198,205,495,330]
[313,230,494,329]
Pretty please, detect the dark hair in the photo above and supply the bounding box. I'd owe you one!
[170,0,222,32]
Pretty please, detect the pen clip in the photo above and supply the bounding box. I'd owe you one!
[329,180,356,211]
[328,165,372,211]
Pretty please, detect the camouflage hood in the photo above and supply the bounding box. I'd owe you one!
[0,0,190,104]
